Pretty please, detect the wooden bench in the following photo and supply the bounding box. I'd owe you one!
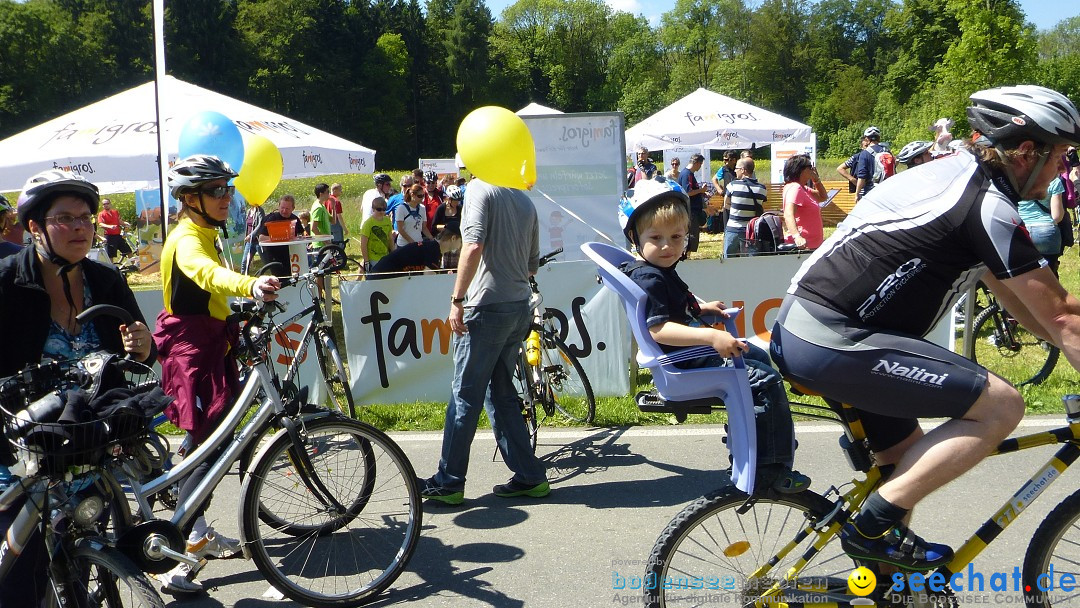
[707,180,855,228]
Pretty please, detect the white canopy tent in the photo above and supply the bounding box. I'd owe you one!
[624,88,813,153]
[517,102,563,116]
[0,76,376,193]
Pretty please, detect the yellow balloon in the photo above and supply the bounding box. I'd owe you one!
[234,134,283,207]
[456,106,537,190]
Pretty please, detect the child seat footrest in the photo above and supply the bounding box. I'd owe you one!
[635,390,719,419]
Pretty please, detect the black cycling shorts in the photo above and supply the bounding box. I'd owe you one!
[770,297,988,451]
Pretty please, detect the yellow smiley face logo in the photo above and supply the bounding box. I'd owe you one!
[847,567,876,596]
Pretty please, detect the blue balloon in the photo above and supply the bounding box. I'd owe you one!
[177,111,245,174]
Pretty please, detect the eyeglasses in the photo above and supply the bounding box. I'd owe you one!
[372,206,387,212]
[46,214,94,228]
[199,185,235,198]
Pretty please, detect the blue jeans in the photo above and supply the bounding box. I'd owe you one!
[434,300,547,491]
[678,343,795,467]
[723,227,750,258]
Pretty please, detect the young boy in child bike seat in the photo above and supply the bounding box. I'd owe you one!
[770,85,1080,572]
[619,176,809,493]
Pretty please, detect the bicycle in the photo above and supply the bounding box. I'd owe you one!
[0,353,167,607]
[515,248,597,450]
[641,391,1080,608]
[961,282,1059,387]
[263,244,357,418]
[89,253,421,608]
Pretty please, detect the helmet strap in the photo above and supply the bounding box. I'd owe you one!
[1020,150,1050,199]
[32,236,80,329]
[188,192,230,239]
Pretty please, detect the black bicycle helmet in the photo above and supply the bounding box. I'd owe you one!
[423,170,438,184]
[896,141,934,165]
[0,192,10,215]
[374,173,392,185]
[168,154,238,233]
[16,169,100,230]
[967,85,1080,147]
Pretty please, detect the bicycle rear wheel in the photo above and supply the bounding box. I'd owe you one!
[241,416,421,608]
[314,328,357,418]
[971,305,1059,387]
[540,334,596,424]
[58,542,165,608]
[644,486,852,608]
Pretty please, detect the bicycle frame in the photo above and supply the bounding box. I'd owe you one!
[125,361,286,532]
[739,417,1080,606]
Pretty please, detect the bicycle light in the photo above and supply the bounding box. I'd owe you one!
[73,495,105,527]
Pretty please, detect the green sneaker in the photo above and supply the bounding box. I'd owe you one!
[419,478,464,505]
[492,479,550,498]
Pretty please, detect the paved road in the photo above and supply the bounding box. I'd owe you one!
[158,417,1078,607]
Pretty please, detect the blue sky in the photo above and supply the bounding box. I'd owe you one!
[482,0,1074,31]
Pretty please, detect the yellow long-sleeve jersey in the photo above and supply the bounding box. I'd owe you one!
[161,218,257,320]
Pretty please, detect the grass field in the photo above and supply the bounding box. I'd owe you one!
[108,162,1080,433]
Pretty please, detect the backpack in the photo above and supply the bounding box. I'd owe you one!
[745,211,785,254]
[1061,174,1078,210]
[871,146,896,183]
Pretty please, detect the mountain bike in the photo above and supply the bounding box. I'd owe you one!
[0,353,167,607]
[962,282,1059,387]
[88,253,421,608]
[641,392,1080,608]
[516,248,596,450]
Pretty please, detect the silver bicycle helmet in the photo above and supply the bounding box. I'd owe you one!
[896,141,934,165]
[167,154,238,199]
[168,154,238,233]
[863,126,881,140]
[17,169,100,229]
[967,85,1080,147]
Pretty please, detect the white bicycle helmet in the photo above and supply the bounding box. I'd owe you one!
[445,185,464,201]
[967,85,1080,147]
[863,126,881,140]
[17,169,100,229]
[896,141,934,165]
[618,176,689,245]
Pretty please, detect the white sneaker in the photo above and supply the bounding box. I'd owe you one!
[156,557,204,594]
[187,528,243,560]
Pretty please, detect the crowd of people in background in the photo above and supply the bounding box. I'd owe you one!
[233,168,470,279]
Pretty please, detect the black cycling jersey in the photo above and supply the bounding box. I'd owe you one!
[788,149,1046,337]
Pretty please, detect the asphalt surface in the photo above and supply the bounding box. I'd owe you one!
[156,416,1080,607]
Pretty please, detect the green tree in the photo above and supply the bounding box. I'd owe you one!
[166,0,243,94]
[659,0,751,96]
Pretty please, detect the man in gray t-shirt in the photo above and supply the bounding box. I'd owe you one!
[419,179,549,504]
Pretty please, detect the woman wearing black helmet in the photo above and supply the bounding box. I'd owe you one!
[152,154,280,594]
[0,169,153,605]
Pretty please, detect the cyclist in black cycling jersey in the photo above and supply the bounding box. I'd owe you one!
[770,85,1080,571]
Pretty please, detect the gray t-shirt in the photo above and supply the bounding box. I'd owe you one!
[461,179,539,306]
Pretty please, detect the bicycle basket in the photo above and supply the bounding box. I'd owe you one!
[0,353,160,476]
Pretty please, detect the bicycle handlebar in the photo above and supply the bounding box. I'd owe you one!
[76,304,135,327]
[538,248,563,268]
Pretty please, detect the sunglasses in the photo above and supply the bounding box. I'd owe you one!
[373,206,387,211]
[200,185,235,198]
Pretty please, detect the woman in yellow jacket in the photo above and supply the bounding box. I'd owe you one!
[152,155,280,594]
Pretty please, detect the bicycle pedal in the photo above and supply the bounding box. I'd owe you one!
[190,557,209,576]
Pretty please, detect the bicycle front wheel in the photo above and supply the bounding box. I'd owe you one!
[1023,488,1080,608]
[540,334,596,424]
[971,305,1059,387]
[241,416,421,608]
[58,542,165,608]
[644,486,852,608]
[315,328,357,418]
